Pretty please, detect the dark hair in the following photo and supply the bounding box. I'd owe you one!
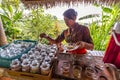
[63,8,77,20]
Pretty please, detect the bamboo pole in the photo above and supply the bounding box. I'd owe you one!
[0,18,7,46]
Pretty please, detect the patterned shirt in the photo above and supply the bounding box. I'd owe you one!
[55,23,93,44]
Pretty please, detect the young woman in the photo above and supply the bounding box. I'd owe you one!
[40,8,94,54]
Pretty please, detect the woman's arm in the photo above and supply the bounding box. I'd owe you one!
[82,26,94,50]
[40,33,56,44]
[76,41,94,50]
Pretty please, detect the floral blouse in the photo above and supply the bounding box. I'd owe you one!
[55,23,93,44]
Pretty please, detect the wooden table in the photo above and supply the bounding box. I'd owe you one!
[53,50,120,80]
[0,50,119,80]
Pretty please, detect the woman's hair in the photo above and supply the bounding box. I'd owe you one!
[63,8,77,20]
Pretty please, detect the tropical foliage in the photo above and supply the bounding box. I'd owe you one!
[0,0,23,41]
[79,4,120,50]
[0,0,59,44]
[1,0,120,50]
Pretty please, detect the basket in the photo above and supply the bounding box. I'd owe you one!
[0,40,37,68]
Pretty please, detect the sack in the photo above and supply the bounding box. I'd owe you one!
[103,22,120,69]
[114,52,120,68]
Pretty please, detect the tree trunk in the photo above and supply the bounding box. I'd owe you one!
[0,18,7,46]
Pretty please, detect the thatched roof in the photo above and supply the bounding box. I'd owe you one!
[21,0,120,8]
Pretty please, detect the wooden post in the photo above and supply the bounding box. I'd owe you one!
[0,18,7,46]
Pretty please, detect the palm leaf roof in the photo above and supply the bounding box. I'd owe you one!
[21,0,120,8]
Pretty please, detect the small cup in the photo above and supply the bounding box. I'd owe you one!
[85,67,98,80]
[73,65,82,79]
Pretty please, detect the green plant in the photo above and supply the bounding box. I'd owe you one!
[20,7,57,43]
[0,0,58,43]
[79,4,120,50]
[0,0,23,42]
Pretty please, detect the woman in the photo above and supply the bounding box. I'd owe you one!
[40,8,94,54]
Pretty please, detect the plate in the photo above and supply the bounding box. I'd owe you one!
[63,44,79,51]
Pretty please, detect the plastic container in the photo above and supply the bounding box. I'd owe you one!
[0,40,37,68]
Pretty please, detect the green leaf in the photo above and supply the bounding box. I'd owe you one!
[79,14,100,21]
[102,6,112,13]
[7,5,13,16]
[0,13,11,21]
[13,11,22,22]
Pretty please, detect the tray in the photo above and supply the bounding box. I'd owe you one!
[54,53,110,80]
[6,67,53,80]
[0,40,37,68]
[6,70,52,80]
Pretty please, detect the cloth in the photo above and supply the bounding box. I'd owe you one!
[55,23,93,44]
[67,48,87,54]
[103,33,120,69]
[114,52,120,68]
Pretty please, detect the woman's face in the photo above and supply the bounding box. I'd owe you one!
[64,16,74,28]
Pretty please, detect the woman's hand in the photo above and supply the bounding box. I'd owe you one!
[57,43,64,53]
[39,33,48,38]
[76,41,94,50]
[76,41,85,49]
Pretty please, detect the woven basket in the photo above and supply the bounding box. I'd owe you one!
[0,19,7,46]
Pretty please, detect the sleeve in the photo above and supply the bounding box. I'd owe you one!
[83,27,94,44]
[55,31,65,43]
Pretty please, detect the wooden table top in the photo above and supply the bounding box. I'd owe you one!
[0,50,119,80]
